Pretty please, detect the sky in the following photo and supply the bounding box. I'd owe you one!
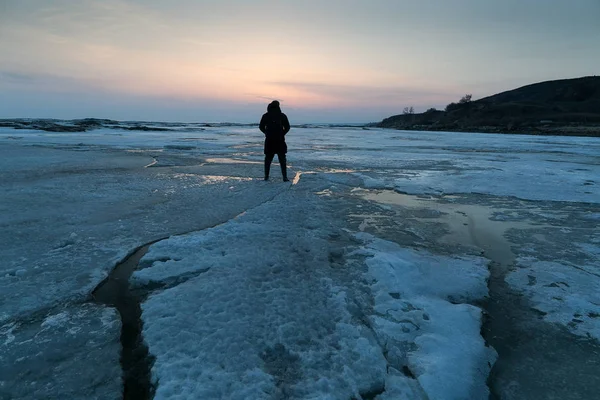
[1,0,599,123]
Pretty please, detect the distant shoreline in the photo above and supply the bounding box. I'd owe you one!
[2,117,599,138]
[376,124,600,138]
[0,118,369,133]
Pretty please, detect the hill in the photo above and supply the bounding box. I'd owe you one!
[378,76,600,137]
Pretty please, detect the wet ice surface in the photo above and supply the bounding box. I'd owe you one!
[0,144,285,322]
[0,304,121,400]
[1,125,599,399]
[348,189,600,399]
[0,141,286,398]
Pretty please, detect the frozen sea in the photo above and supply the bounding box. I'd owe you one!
[1,122,599,399]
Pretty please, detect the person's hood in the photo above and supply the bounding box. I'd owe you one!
[267,100,281,113]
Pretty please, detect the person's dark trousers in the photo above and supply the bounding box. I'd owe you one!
[264,153,288,181]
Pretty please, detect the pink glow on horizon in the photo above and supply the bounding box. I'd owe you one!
[3,1,597,121]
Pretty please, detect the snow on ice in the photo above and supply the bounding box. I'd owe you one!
[353,233,496,399]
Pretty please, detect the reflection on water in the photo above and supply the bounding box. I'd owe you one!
[353,189,545,266]
[204,157,262,164]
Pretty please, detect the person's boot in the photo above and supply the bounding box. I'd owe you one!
[264,159,271,181]
[280,157,289,182]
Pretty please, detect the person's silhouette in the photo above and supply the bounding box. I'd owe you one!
[259,100,291,181]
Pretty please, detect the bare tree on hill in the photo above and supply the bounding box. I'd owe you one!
[459,94,472,104]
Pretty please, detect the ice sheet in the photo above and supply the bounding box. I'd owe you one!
[0,304,121,400]
[3,125,598,204]
[2,124,598,398]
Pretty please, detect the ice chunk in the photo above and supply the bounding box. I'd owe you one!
[354,232,490,303]
[506,257,600,340]
[138,191,392,399]
[356,233,496,400]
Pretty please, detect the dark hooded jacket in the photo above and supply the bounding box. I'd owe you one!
[259,101,290,155]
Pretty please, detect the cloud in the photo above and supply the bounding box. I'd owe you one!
[0,71,38,83]
[245,94,281,102]
[0,69,117,93]
[266,81,459,108]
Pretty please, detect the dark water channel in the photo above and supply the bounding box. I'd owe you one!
[93,243,155,400]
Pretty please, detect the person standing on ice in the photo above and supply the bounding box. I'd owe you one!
[259,100,291,181]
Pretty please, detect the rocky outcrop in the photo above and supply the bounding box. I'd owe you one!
[379,76,600,137]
